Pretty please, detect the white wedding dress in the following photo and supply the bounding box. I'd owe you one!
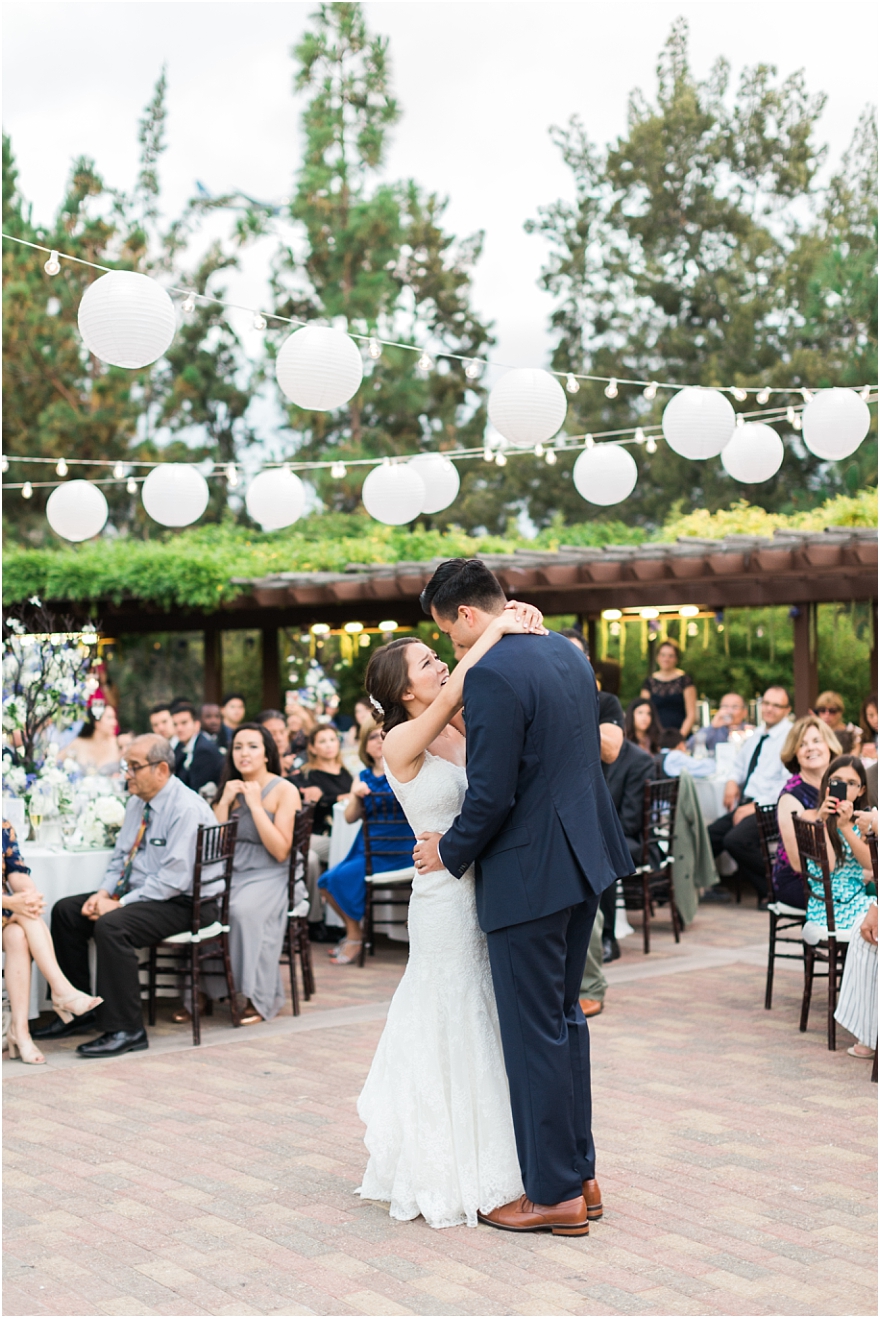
[356,751,524,1228]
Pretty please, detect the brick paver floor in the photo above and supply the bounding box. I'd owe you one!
[3,900,877,1316]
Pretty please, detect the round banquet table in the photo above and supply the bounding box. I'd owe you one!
[17,844,113,1019]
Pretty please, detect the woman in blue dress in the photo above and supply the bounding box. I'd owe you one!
[320,721,414,966]
[804,755,873,933]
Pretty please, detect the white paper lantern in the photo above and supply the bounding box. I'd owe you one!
[77,271,176,369]
[488,368,567,447]
[362,463,425,525]
[276,326,364,411]
[802,388,871,460]
[662,387,736,459]
[572,443,638,506]
[46,480,108,542]
[721,423,784,483]
[406,453,460,514]
[141,463,210,527]
[245,468,306,530]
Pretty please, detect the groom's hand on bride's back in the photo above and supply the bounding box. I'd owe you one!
[413,831,444,874]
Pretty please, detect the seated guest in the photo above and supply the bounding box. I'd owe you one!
[149,702,177,745]
[286,702,317,763]
[343,696,374,749]
[691,692,751,753]
[659,729,716,779]
[301,725,354,935]
[835,901,877,1059]
[258,708,295,776]
[3,822,102,1065]
[600,735,656,961]
[859,693,878,759]
[211,724,301,1024]
[172,701,225,795]
[559,629,625,764]
[34,735,223,1057]
[814,690,857,737]
[200,703,223,744]
[640,639,697,736]
[216,692,247,751]
[708,686,793,902]
[775,715,841,909]
[319,721,415,966]
[802,755,873,934]
[835,728,862,755]
[625,697,663,758]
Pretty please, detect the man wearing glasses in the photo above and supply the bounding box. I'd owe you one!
[707,687,793,904]
[34,734,223,1057]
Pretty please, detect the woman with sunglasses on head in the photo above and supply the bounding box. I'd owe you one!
[212,723,301,1025]
[801,755,873,936]
[774,716,842,909]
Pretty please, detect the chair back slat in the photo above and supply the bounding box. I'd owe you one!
[792,815,836,933]
[756,802,781,887]
[868,833,878,883]
[640,779,680,868]
[192,819,238,933]
[362,793,415,877]
[289,803,315,901]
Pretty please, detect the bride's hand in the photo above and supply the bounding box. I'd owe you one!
[498,600,547,635]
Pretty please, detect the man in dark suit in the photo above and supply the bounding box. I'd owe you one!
[413,559,633,1236]
[171,702,225,795]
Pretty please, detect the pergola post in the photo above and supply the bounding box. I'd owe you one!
[586,616,598,660]
[792,603,818,716]
[203,626,222,706]
[262,625,281,712]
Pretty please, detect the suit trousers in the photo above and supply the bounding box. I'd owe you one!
[486,891,600,1206]
[51,892,209,1033]
[707,811,767,899]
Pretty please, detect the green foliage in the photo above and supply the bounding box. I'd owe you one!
[658,490,878,541]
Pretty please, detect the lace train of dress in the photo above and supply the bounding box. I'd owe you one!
[357,752,523,1228]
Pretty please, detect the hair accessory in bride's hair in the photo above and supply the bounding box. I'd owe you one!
[368,694,384,717]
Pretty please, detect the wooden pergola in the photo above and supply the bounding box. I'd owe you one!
[51,525,877,716]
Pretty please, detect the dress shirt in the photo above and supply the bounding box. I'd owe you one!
[180,733,198,770]
[730,719,792,806]
[101,775,223,906]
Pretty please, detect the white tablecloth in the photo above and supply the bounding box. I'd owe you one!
[691,775,728,826]
[17,844,113,1019]
[327,801,410,943]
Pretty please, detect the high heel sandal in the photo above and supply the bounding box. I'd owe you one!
[331,939,362,965]
[52,991,103,1024]
[6,1028,46,1065]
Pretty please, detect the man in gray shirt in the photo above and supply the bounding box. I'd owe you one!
[35,734,223,1057]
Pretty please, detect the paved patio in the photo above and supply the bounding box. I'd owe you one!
[3,900,877,1317]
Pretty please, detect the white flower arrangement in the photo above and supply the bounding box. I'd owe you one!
[74,794,127,849]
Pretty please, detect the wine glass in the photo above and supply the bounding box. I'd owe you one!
[60,815,78,850]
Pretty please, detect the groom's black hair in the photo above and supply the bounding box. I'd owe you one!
[420,558,507,620]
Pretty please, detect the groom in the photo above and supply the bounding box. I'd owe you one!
[413,559,633,1235]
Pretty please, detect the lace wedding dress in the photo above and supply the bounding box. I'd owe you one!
[356,751,524,1228]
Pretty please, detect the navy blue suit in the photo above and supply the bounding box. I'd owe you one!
[438,630,633,1204]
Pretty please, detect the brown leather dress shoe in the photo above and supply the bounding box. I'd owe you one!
[583,1178,603,1220]
[478,1194,589,1236]
[579,998,603,1018]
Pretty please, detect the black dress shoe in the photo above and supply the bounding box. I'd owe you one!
[601,936,621,964]
[33,1009,100,1040]
[76,1029,148,1058]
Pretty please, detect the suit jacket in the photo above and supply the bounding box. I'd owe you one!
[175,732,225,794]
[438,630,634,934]
[602,738,656,850]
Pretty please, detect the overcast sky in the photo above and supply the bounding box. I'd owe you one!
[4,0,877,374]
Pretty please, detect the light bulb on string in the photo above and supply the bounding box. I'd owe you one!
[225,463,239,487]
[756,387,771,405]
[792,413,802,431]
[860,385,872,401]
[584,434,595,449]
[56,459,68,476]
[495,451,507,467]
[634,428,645,445]
[22,482,33,499]
[182,293,197,314]
[113,462,126,480]
[534,443,544,457]
[43,250,61,276]
[786,406,797,425]
[545,449,557,466]
[566,374,580,395]
[465,359,482,380]
[330,462,347,479]
[417,351,433,372]
[730,387,747,402]
[736,413,745,427]
[483,446,494,462]
[126,476,138,494]
[253,312,267,331]
[368,337,382,360]
[604,378,618,399]
[646,436,658,454]
[1,456,8,473]
[801,388,813,404]
[643,381,658,400]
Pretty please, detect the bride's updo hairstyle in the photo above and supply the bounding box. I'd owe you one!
[364,637,423,734]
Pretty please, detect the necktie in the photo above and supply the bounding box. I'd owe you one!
[741,734,768,800]
[114,803,152,899]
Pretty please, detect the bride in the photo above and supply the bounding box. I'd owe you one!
[357,601,545,1229]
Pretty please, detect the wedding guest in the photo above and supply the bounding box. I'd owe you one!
[775,715,842,909]
[708,686,793,903]
[217,692,247,751]
[802,756,873,934]
[3,822,102,1065]
[34,735,223,1057]
[343,696,374,749]
[559,629,625,763]
[301,725,354,936]
[59,703,121,776]
[641,639,697,736]
[691,692,751,753]
[814,691,857,736]
[211,724,301,1024]
[625,697,664,757]
[319,721,415,966]
[835,902,877,1059]
[149,703,177,745]
[859,693,878,759]
[200,703,223,743]
[258,709,295,775]
[171,702,225,795]
[286,703,317,761]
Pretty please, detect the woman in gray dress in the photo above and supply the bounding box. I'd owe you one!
[213,723,301,1024]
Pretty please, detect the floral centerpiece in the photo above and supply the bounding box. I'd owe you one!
[74,794,127,850]
[291,659,339,713]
